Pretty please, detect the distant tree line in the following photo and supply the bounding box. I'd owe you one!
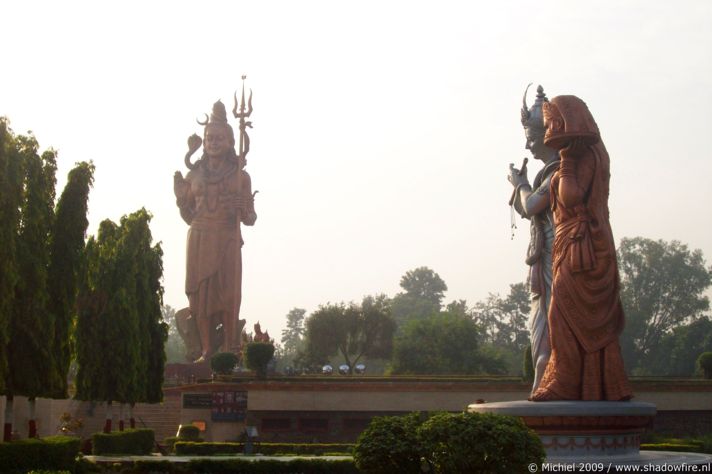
[0,118,166,439]
[277,239,712,378]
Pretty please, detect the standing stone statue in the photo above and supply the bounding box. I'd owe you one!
[530,94,632,401]
[508,85,559,397]
[173,97,257,362]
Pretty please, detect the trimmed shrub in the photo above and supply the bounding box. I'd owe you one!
[698,352,712,379]
[418,412,545,474]
[210,352,239,375]
[92,428,154,455]
[353,412,424,474]
[0,436,80,473]
[641,443,703,453]
[175,441,353,456]
[177,424,201,440]
[186,458,358,473]
[244,342,275,378]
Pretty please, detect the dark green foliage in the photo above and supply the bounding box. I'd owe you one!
[522,343,534,382]
[391,267,447,329]
[91,428,155,455]
[175,441,353,456]
[7,139,57,399]
[618,237,712,373]
[47,162,94,398]
[646,317,712,376]
[177,424,201,440]
[698,352,712,379]
[640,442,704,453]
[418,412,545,474]
[389,312,506,375]
[353,412,424,474]
[244,342,275,378]
[304,295,395,372]
[0,436,80,473]
[186,458,358,474]
[399,267,447,308]
[76,209,165,406]
[210,352,239,375]
[0,118,25,392]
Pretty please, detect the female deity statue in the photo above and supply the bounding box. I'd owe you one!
[530,95,632,401]
[508,85,560,397]
[173,100,257,362]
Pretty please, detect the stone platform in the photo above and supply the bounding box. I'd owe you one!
[468,400,712,467]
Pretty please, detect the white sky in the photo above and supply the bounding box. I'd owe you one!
[2,0,711,340]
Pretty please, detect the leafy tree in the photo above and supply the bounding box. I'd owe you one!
[303,295,395,373]
[0,118,22,396]
[75,209,165,432]
[163,305,187,363]
[279,307,306,365]
[400,267,447,306]
[389,312,506,375]
[6,136,56,438]
[698,352,712,379]
[618,237,712,372]
[470,283,530,374]
[47,161,94,398]
[645,317,712,376]
[391,267,447,328]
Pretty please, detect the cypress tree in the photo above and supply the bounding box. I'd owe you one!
[47,162,94,399]
[7,140,57,437]
[76,210,166,432]
[0,118,23,394]
[0,119,23,441]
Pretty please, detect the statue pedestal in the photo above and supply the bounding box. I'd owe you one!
[468,400,712,467]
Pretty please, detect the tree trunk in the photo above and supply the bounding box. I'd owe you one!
[103,401,113,433]
[129,403,135,429]
[3,395,13,442]
[28,397,37,438]
[119,403,125,431]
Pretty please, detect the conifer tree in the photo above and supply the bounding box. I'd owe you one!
[0,119,23,440]
[76,210,166,432]
[7,140,57,438]
[47,162,94,398]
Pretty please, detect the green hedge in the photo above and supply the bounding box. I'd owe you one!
[641,443,703,453]
[0,436,80,473]
[131,459,356,473]
[187,459,357,473]
[174,441,354,456]
[92,428,154,455]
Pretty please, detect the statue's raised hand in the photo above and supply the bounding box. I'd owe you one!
[174,171,189,199]
[508,163,528,187]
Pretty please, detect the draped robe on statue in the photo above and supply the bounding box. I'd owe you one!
[532,95,632,401]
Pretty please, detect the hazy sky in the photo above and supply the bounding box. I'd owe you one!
[2,0,711,340]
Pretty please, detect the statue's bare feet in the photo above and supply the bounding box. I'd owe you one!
[530,388,559,401]
[194,353,209,364]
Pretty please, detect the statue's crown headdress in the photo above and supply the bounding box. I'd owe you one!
[521,84,548,130]
[198,100,229,127]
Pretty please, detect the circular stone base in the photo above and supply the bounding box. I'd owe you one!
[468,400,657,459]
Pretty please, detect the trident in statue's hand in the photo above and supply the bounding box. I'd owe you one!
[233,75,253,165]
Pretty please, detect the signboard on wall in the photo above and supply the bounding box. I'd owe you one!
[183,393,212,409]
[211,391,248,422]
